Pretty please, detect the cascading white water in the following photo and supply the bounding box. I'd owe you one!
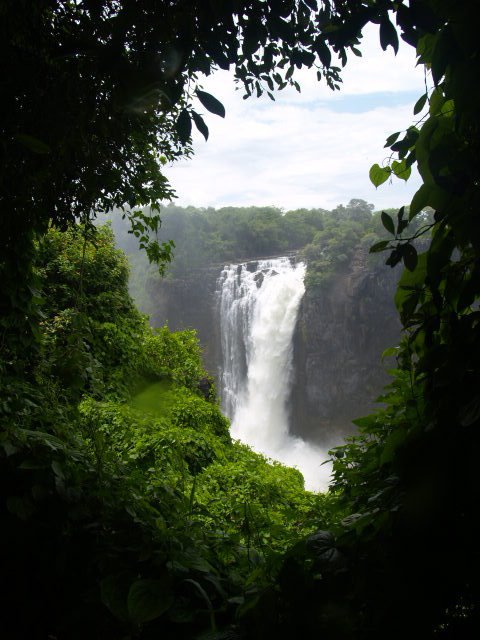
[217,257,330,492]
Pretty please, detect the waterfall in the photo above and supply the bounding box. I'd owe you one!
[217,257,330,492]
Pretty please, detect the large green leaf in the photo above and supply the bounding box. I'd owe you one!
[384,131,401,147]
[369,164,391,187]
[391,159,411,181]
[413,93,428,115]
[409,184,431,219]
[381,211,395,235]
[127,577,174,624]
[369,240,389,254]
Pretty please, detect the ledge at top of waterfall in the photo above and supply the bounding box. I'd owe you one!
[217,257,331,492]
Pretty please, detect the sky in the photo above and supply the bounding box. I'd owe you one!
[165,23,427,213]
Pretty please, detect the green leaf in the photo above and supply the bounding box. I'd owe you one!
[381,211,395,235]
[384,131,401,148]
[315,39,331,67]
[100,575,130,621]
[2,440,18,456]
[350,414,376,430]
[459,396,480,427]
[175,109,192,144]
[416,32,436,64]
[402,243,418,271]
[380,428,406,465]
[196,90,226,118]
[413,93,428,115]
[51,460,64,479]
[409,184,430,219]
[429,88,445,115]
[394,253,427,316]
[431,28,451,86]
[381,346,399,360]
[391,159,411,181]
[457,279,476,312]
[369,163,391,187]
[369,240,389,253]
[19,429,66,451]
[6,496,35,520]
[15,134,51,154]
[184,578,213,611]
[379,17,399,54]
[191,111,209,141]
[440,98,455,117]
[386,248,402,268]
[127,578,174,624]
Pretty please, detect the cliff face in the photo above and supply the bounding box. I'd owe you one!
[290,249,401,445]
[146,265,222,376]
[144,252,401,444]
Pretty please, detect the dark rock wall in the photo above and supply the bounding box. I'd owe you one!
[290,249,401,445]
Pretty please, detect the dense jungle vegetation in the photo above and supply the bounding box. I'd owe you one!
[2,224,332,637]
[1,1,479,639]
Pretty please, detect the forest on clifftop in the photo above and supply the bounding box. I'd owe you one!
[107,199,433,309]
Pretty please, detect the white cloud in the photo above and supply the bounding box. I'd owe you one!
[165,24,425,212]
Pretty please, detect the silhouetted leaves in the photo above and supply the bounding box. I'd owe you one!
[413,93,428,115]
[381,211,395,235]
[370,240,390,253]
[379,16,399,54]
[196,90,226,118]
[192,111,209,141]
[175,109,192,144]
[402,243,418,271]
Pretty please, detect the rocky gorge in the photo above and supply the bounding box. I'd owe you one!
[144,249,401,445]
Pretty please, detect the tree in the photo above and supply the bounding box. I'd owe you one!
[345,198,374,223]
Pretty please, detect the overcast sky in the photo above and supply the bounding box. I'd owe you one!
[165,24,426,212]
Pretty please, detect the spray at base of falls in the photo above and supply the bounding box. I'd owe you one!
[217,257,331,492]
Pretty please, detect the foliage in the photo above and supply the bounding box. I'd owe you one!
[1,0,358,317]
[141,327,210,393]
[235,1,480,636]
[272,1,480,638]
[1,223,331,638]
[35,224,147,399]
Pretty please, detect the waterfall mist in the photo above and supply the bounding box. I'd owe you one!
[217,257,331,492]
